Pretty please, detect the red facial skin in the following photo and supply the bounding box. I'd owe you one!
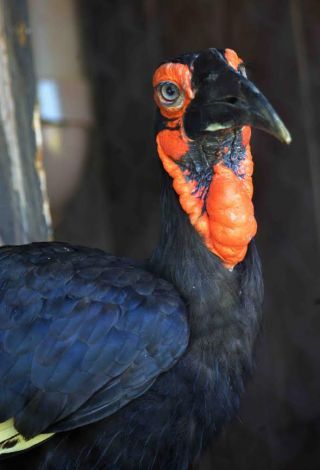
[153,51,257,269]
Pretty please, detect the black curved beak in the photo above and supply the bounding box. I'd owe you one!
[184,56,291,144]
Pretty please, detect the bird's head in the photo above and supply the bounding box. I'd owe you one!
[153,48,291,269]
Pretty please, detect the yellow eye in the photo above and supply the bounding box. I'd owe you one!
[158,82,181,105]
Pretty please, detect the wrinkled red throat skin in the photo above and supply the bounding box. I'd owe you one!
[154,51,257,270]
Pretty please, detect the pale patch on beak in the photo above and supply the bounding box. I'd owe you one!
[205,123,232,132]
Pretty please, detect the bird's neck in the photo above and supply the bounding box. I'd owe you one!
[149,170,263,354]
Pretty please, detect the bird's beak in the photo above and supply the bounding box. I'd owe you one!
[184,64,291,144]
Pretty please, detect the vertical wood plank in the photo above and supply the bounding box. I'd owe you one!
[0,0,51,244]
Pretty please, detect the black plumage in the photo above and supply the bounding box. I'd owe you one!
[0,179,263,469]
[0,243,188,437]
[0,184,262,470]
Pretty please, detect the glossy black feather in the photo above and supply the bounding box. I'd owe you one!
[0,243,189,437]
[1,173,263,470]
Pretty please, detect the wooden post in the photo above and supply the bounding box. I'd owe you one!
[0,0,51,245]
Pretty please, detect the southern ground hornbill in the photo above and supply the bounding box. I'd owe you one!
[0,48,290,469]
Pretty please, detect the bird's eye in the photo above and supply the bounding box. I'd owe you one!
[158,82,181,106]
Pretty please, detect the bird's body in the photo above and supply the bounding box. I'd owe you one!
[0,208,262,470]
[0,48,289,469]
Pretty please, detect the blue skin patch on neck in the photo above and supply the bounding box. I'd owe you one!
[221,129,246,177]
[176,128,247,214]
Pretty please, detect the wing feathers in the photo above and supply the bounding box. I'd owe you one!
[0,243,189,446]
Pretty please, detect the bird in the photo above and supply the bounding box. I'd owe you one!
[0,48,290,469]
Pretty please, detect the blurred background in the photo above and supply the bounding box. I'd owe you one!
[0,0,319,468]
